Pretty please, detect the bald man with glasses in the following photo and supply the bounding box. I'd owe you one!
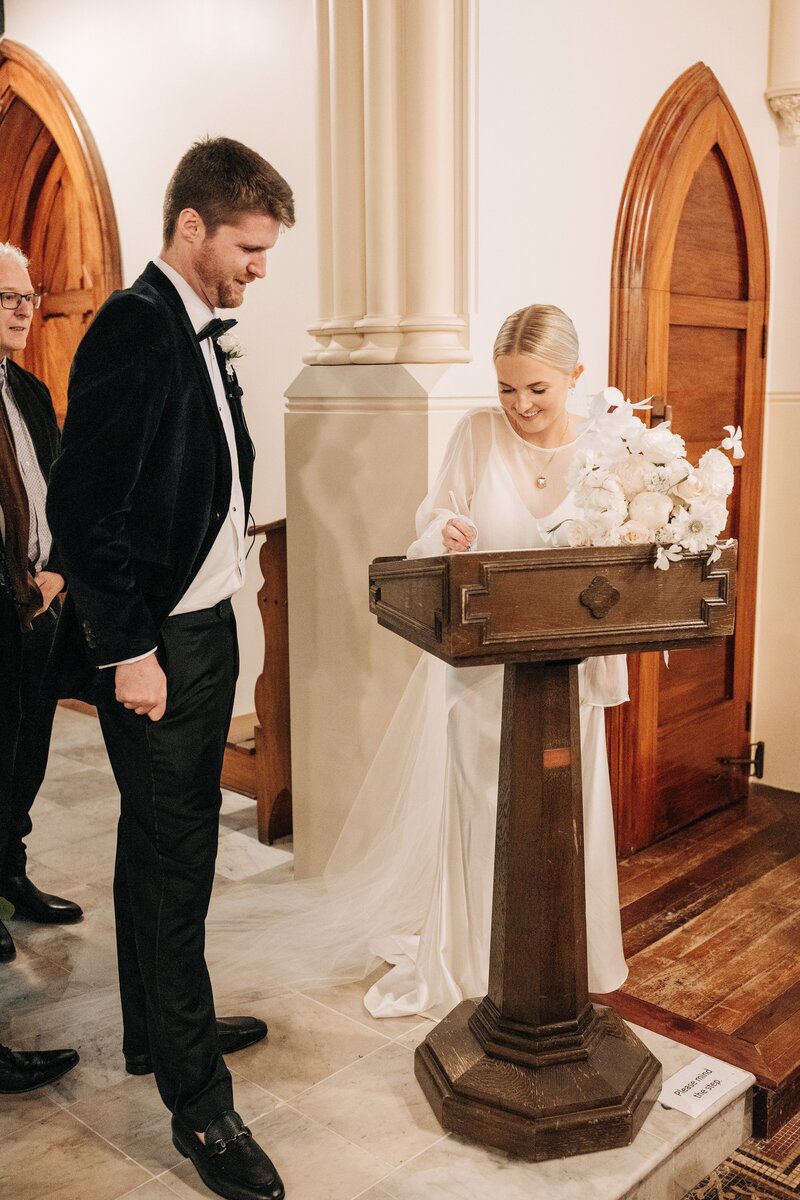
[0,243,82,970]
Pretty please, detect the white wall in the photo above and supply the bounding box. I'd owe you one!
[3,0,318,716]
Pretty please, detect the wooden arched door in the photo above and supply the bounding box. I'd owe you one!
[609,63,768,855]
[0,39,121,422]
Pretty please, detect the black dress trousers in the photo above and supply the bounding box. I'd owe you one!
[0,592,59,882]
[97,600,238,1128]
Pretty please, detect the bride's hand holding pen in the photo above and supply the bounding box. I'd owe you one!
[443,490,477,553]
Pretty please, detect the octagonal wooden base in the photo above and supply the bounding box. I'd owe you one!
[415,999,662,1161]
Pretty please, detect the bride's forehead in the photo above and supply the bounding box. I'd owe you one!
[494,354,565,386]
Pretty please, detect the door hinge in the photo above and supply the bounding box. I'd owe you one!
[761,323,768,359]
[718,741,765,779]
[745,700,751,732]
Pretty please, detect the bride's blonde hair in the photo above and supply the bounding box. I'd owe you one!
[493,304,579,373]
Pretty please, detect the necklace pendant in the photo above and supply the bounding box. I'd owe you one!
[536,475,548,489]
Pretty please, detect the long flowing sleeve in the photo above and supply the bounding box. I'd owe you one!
[406,414,477,559]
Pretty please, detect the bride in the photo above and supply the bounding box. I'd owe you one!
[221,304,629,1020]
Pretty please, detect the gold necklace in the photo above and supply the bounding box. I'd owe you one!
[532,413,571,489]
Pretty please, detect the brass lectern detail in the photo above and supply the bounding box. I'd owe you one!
[579,575,621,619]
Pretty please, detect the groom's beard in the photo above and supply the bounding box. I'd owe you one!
[195,244,246,310]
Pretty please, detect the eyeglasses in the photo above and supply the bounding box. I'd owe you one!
[0,291,42,310]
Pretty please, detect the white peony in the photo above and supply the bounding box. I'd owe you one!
[696,448,734,499]
[628,490,674,531]
[610,454,651,499]
[619,520,656,545]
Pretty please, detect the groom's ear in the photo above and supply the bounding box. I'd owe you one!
[173,208,206,246]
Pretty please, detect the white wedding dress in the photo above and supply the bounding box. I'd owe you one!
[219,406,629,1020]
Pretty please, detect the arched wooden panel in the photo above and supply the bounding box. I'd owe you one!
[609,63,768,854]
[0,40,121,421]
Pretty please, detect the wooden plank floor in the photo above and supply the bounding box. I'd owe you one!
[595,784,800,1137]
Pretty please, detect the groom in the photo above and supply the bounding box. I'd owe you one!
[47,137,294,1200]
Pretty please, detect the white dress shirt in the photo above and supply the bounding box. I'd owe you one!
[103,259,247,667]
[0,357,53,572]
[154,258,247,615]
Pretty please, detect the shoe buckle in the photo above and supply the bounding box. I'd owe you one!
[209,1126,251,1156]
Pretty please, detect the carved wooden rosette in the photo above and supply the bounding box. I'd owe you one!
[369,543,736,1160]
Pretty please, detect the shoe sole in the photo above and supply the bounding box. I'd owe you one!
[171,1135,285,1200]
[10,910,83,925]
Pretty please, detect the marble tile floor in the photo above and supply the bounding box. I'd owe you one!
[0,708,755,1200]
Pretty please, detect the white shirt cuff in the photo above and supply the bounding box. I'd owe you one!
[99,648,158,669]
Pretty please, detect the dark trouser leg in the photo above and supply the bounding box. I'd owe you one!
[1,607,59,880]
[0,599,23,883]
[98,601,238,1127]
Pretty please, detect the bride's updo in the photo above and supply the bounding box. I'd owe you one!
[493,304,579,373]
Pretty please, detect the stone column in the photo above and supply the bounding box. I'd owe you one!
[306,0,469,364]
[305,0,335,362]
[396,0,469,362]
[317,0,366,363]
[351,0,403,363]
[766,0,800,144]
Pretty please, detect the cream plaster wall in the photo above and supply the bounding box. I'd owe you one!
[753,142,800,790]
[2,0,318,717]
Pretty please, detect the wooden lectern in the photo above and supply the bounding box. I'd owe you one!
[369,542,737,1160]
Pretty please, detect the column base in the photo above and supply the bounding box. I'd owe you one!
[415,999,661,1161]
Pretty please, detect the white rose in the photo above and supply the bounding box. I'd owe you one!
[672,467,705,503]
[619,520,656,545]
[547,518,593,547]
[696,448,734,499]
[610,455,651,499]
[628,490,674,531]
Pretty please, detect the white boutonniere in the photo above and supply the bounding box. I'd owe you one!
[217,331,246,378]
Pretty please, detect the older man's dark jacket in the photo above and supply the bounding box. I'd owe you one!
[46,262,254,700]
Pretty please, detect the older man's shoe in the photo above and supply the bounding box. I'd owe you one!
[125,1015,268,1075]
[2,875,83,924]
[172,1109,284,1200]
[0,1044,79,1092]
[0,919,15,961]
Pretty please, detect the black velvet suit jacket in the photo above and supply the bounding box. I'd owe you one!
[46,262,255,700]
[1,360,65,583]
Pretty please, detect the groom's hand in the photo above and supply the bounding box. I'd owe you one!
[115,654,167,722]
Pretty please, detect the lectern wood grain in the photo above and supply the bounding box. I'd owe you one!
[369,543,737,1160]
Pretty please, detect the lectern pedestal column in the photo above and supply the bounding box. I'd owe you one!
[415,659,661,1160]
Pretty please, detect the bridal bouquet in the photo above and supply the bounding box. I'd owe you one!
[547,388,743,570]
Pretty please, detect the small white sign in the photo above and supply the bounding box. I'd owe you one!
[659,1055,751,1118]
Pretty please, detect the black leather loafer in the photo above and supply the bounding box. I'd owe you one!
[1,875,83,924]
[172,1109,284,1200]
[0,1044,79,1093]
[125,1015,268,1075]
[0,919,15,962]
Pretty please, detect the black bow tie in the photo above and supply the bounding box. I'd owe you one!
[197,317,237,343]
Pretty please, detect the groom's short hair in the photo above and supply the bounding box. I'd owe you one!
[163,136,295,244]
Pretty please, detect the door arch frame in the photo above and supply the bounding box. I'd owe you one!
[608,61,769,853]
[0,38,121,299]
